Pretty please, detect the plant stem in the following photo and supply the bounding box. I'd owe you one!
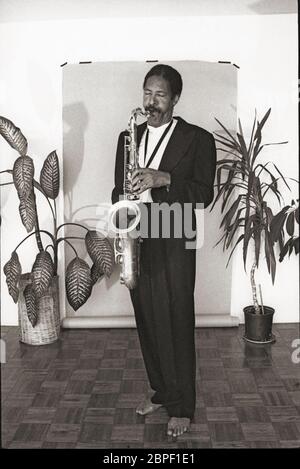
[54,198,57,230]
[0,170,13,175]
[258,283,265,315]
[14,230,53,252]
[52,199,58,274]
[0,182,14,186]
[0,170,13,186]
[32,189,44,252]
[45,244,55,253]
[33,179,56,221]
[56,222,89,234]
[58,236,85,241]
[251,262,260,314]
[58,238,78,258]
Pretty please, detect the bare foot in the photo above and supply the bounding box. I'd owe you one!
[167,417,190,437]
[136,398,162,415]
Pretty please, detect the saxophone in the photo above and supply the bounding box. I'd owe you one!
[110,108,148,289]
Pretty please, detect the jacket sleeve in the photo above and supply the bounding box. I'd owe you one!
[151,130,217,208]
[111,131,125,204]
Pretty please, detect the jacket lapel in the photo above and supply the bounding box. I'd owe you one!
[137,117,196,173]
[158,117,196,173]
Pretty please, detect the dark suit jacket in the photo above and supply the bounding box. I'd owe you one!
[111,116,216,209]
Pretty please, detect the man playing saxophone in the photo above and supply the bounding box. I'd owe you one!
[112,64,216,437]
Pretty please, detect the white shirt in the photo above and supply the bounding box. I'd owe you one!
[138,118,177,202]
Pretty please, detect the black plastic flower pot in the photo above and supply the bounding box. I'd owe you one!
[243,305,276,344]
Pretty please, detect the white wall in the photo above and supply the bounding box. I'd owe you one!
[0,13,298,325]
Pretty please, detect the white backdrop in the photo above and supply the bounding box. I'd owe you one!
[0,13,298,325]
[62,60,237,326]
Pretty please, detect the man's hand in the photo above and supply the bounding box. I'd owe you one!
[131,168,171,194]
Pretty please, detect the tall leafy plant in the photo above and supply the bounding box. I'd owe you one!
[1,116,114,327]
[211,108,294,314]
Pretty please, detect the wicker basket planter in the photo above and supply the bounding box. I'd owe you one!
[18,273,60,345]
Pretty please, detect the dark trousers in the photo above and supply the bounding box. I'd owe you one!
[130,212,196,420]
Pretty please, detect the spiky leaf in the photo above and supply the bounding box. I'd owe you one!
[243,215,256,269]
[279,239,292,262]
[226,209,244,249]
[40,151,60,199]
[264,229,276,284]
[286,211,295,237]
[3,251,21,303]
[254,228,261,268]
[289,239,295,255]
[91,263,104,285]
[66,257,93,311]
[226,234,244,268]
[85,231,114,277]
[254,108,271,140]
[294,237,299,255]
[13,156,34,197]
[295,206,299,224]
[19,192,36,232]
[265,206,274,226]
[270,206,289,242]
[0,116,28,155]
[214,119,240,149]
[220,195,241,229]
[23,284,38,327]
[31,251,54,298]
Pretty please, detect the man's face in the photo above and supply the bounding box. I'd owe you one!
[143,75,179,127]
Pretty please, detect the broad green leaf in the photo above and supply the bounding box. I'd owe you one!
[19,192,36,233]
[13,156,34,197]
[32,251,54,298]
[65,257,93,311]
[3,251,21,303]
[40,151,60,199]
[24,284,38,327]
[0,116,28,155]
[85,231,114,277]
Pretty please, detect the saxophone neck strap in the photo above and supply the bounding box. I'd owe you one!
[144,119,173,168]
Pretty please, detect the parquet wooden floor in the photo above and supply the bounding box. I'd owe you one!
[1,324,300,448]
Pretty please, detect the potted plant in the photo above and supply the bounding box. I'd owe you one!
[270,199,299,261]
[0,116,114,345]
[211,108,295,344]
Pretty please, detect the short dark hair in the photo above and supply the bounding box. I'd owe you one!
[143,64,183,98]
